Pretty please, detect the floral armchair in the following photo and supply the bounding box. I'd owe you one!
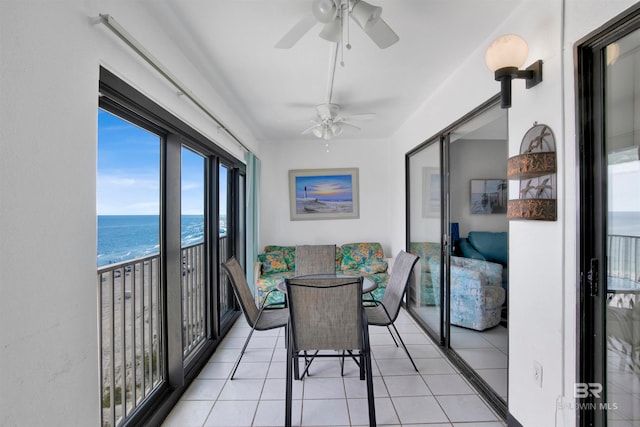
[429,256,505,331]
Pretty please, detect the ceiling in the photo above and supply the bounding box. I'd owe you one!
[147,1,520,144]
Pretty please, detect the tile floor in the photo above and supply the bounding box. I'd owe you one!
[413,306,509,401]
[162,309,507,426]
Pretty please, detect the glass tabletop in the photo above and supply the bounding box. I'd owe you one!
[277,274,377,294]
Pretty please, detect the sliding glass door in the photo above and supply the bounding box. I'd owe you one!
[181,147,207,363]
[578,7,640,425]
[406,98,508,416]
[407,137,446,342]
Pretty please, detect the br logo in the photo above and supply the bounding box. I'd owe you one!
[574,383,603,399]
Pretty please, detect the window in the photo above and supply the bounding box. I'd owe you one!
[97,67,246,426]
[97,109,164,426]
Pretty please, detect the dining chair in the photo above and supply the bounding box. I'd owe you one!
[222,257,288,380]
[284,275,376,427]
[294,244,336,276]
[365,250,420,371]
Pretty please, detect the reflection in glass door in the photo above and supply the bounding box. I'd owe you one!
[406,99,508,416]
[407,138,444,341]
[603,29,640,426]
[448,104,508,403]
[181,147,207,362]
[578,10,640,425]
[218,164,235,322]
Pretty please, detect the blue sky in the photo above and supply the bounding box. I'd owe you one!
[98,109,224,215]
[295,174,353,201]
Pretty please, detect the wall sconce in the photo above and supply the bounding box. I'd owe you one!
[485,34,543,108]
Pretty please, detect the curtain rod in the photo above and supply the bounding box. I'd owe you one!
[95,13,251,153]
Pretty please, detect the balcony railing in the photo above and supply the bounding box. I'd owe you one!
[182,243,206,360]
[609,234,640,283]
[607,234,640,309]
[98,255,164,427]
[98,238,229,426]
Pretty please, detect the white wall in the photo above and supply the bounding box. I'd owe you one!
[0,2,253,425]
[450,138,509,236]
[387,1,639,426]
[258,137,395,256]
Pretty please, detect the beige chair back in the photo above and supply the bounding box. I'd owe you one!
[286,275,363,351]
[294,244,336,276]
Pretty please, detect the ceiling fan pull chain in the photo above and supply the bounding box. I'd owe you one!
[346,0,352,50]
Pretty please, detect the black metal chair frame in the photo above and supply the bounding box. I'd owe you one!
[221,257,288,380]
[364,250,420,372]
[284,276,376,427]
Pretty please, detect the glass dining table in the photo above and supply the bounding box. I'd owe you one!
[276,273,378,295]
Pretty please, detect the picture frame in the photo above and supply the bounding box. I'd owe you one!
[422,167,441,218]
[470,179,508,214]
[288,168,359,220]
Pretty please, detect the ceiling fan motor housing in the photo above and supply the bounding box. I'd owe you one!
[316,103,340,120]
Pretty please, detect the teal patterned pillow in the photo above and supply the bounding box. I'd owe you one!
[359,261,388,274]
[341,243,384,271]
[258,251,289,274]
[264,245,296,270]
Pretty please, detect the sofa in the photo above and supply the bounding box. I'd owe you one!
[457,231,508,291]
[254,242,392,306]
[430,256,506,330]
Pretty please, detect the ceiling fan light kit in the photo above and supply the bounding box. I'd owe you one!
[351,1,382,31]
[302,103,370,142]
[312,0,338,23]
[319,18,342,43]
[276,0,398,50]
[278,1,393,142]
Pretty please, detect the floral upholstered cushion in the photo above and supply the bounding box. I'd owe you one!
[264,245,296,270]
[258,251,289,274]
[340,242,384,271]
[359,261,388,274]
[409,242,441,306]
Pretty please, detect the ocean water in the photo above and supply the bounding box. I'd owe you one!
[97,215,206,267]
[609,211,640,237]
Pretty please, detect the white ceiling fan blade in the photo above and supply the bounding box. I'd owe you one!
[302,123,321,134]
[339,122,361,131]
[275,15,318,49]
[361,17,399,49]
[337,113,376,121]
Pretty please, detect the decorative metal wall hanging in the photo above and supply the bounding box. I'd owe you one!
[507,123,557,221]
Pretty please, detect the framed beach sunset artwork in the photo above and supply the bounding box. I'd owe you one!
[288,168,359,220]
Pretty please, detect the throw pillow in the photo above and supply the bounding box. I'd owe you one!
[258,251,289,274]
[359,261,388,274]
[264,245,296,270]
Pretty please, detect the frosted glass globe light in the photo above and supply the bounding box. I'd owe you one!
[351,1,382,31]
[319,19,342,42]
[485,34,529,72]
[312,0,338,23]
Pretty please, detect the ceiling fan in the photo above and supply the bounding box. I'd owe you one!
[302,103,375,140]
[275,0,399,49]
